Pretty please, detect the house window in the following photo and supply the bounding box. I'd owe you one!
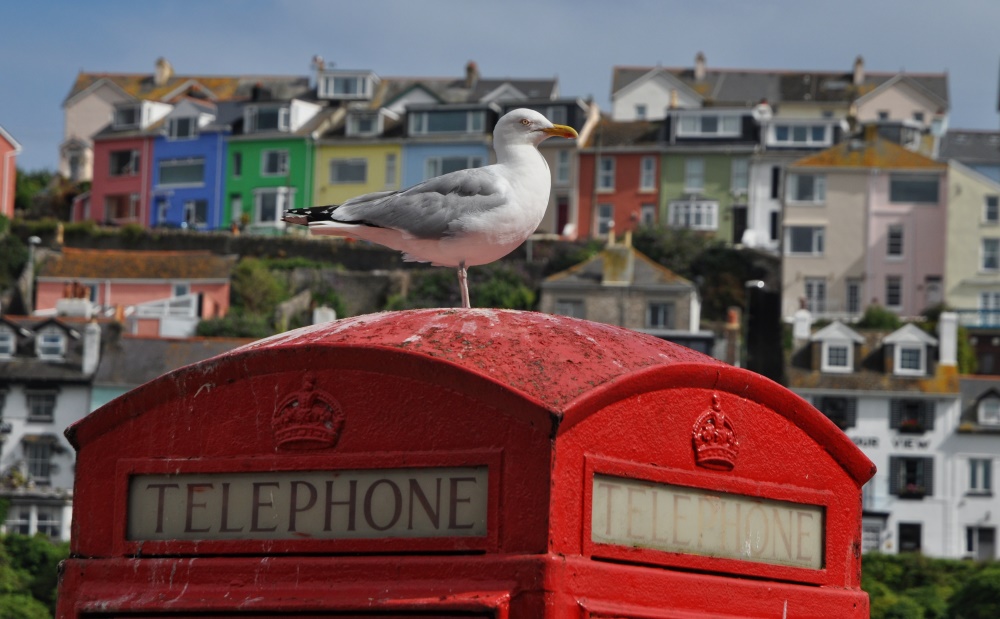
[821,342,852,373]
[183,200,208,227]
[597,157,615,191]
[889,456,934,499]
[896,345,925,375]
[891,399,933,433]
[385,153,397,188]
[36,507,61,539]
[410,110,485,135]
[106,194,140,222]
[329,159,367,184]
[771,124,831,147]
[6,509,31,535]
[556,150,570,185]
[36,328,66,359]
[320,75,372,99]
[25,442,52,483]
[596,204,614,235]
[232,152,242,178]
[978,397,1000,426]
[787,173,826,203]
[109,149,140,176]
[886,275,902,308]
[635,104,647,120]
[887,225,904,257]
[261,150,289,176]
[159,158,205,186]
[640,156,656,191]
[113,106,139,128]
[646,302,675,329]
[898,522,922,552]
[846,279,862,314]
[684,158,704,192]
[731,158,749,194]
[986,196,1000,223]
[969,458,992,495]
[770,166,781,199]
[877,111,890,121]
[785,226,824,256]
[640,203,657,225]
[245,105,290,133]
[425,156,483,180]
[982,238,1000,271]
[815,396,857,430]
[769,211,780,241]
[555,299,584,319]
[173,283,190,297]
[0,327,14,357]
[676,113,741,137]
[26,391,57,422]
[166,117,196,140]
[347,113,379,136]
[889,175,939,203]
[862,521,883,553]
[804,278,826,313]
[254,187,295,225]
[669,200,717,230]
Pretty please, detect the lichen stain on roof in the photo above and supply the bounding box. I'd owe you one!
[545,243,692,287]
[792,135,947,170]
[38,248,238,280]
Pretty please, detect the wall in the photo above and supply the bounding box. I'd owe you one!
[945,162,1000,314]
[313,142,402,205]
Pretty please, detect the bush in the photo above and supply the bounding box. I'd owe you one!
[196,310,274,339]
[231,258,288,315]
[946,566,1000,619]
[856,304,902,330]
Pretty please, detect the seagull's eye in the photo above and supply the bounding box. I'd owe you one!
[520,118,531,126]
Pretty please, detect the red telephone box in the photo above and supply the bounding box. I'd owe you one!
[59,309,875,618]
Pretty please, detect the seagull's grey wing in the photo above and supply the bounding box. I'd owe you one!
[331,167,509,239]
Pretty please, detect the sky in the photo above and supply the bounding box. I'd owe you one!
[2,0,999,172]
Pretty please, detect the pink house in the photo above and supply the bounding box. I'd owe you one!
[35,249,237,337]
[0,124,21,219]
[78,133,153,225]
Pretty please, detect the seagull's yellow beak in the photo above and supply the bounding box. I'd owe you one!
[543,124,579,139]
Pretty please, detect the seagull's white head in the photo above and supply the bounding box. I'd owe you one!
[495,108,578,147]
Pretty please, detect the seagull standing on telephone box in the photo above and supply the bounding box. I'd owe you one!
[282,108,578,308]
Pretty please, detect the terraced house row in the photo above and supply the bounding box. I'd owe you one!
[65,54,1000,325]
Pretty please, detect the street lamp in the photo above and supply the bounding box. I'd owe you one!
[743,280,766,369]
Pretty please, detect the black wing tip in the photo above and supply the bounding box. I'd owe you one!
[282,204,338,224]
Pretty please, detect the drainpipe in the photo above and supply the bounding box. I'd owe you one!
[3,141,21,216]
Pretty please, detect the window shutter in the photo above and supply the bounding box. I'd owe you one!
[889,399,902,429]
[921,400,935,431]
[888,457,902,495]
[921,457,935,496]
[846,397,858,428]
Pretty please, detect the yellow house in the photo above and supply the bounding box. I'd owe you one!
[313,141,403,206]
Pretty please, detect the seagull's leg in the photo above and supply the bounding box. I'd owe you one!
[458,262,470,309]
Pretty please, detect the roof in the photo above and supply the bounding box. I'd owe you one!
[65,71,311,106]
[375,74,558,109]
[0,317,112,383]
[884,323,938,346]
[940,130,1000,164]
[810,321,864,343]
[584,118,660,149]
[791,132,947,170]
[612,64,948,108]
[37,249,238,280]
[0,124,22,151]
[543,242,693,288]
[94,335,255,388]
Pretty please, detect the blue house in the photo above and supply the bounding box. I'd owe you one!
[400,104,497,188]
[150,100,238,229]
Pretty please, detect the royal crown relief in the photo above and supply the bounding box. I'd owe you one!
[692,393,739,471]
[273,372,345,451]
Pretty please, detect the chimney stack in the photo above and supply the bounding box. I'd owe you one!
[82,320,101,376]
[465,61,480,89]
[154,57,173,87]
[694,52,706,82]
[938,311,958,367]
[853,55,865,87]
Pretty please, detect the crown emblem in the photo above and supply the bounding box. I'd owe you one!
[273,373,344,451]
[691,394,739,471]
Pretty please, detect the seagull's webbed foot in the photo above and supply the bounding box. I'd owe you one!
[458,262,471,309]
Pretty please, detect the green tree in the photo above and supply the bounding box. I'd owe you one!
[14,170,53,213]
[856,304,903,330]
[2,535,67,614]
[196,309,274,339]
[471,263,535,310]
[0,594,51,619]
[231,258,288,315]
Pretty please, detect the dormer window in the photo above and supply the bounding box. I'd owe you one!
[113,105,139,128]
[770,123,832,147]
[676,113,741,137]
[821,341,853,373]
[347,112,380,137]
[318,73,377,100]
[978,397,1000,426]
[896,344,925,375]
[166,117,197,140]
[0,326,14,358]
[36,327,66,360]
[245,105,290,133]
[410,110,485,135]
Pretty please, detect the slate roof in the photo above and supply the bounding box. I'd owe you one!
[65,71,312,105]
[612,65,948,108]
[583,118,661,149]
[37,249,238,281]
[94,335,255,388]
[0,317,110,383]
[374,74,558,109]
[544,243,693,288]
[939,130,1000,164]
[791,131,947,170]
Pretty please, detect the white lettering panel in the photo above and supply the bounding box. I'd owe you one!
[129,467,488,541]
[591,474,824,569]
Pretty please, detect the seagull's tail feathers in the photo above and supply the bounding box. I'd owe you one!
[282,204,339,226]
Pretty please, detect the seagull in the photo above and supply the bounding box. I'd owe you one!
[283,108,578,308]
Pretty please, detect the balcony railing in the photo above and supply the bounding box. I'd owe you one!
[956,309,1000,329]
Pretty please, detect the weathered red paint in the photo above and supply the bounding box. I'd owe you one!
[60,309,875,618]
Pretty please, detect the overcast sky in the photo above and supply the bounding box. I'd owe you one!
[2,0,999,171]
